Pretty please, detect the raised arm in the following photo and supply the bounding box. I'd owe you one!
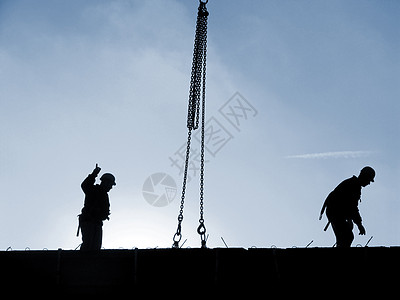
[81,164,101,193]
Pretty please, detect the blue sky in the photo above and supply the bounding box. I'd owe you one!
[1,0,399,250]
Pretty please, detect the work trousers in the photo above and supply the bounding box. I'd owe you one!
[80,220,103,251]
[331,218,354,247]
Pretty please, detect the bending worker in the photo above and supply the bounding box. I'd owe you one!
[320,166,375,247]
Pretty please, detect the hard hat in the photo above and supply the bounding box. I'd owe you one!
[360,166,375,182]
[100,173,116,186]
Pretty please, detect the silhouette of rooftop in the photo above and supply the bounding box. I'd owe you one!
[1,247,397,296]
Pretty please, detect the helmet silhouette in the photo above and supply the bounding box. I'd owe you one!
[360,166,375,182]
[100,173,116,186]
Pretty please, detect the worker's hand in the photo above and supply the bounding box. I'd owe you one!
[358,224,366,235]
[92,163,101,177]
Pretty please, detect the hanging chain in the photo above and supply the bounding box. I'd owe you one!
[172,130,192,247]
[187,1,209,131]
[173,0,209,249]
[197,23,207,248]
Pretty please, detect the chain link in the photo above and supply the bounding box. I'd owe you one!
[173,1,209,249]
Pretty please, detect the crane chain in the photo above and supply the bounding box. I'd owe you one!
[173,0,209,249]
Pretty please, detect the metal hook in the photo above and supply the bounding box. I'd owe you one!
[197,222,206,235]
[172,230,183,248]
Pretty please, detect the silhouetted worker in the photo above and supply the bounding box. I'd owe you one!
[319,166,375,247]
[78,164,116,251]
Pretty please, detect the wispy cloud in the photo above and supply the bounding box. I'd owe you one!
[286,151,375,159]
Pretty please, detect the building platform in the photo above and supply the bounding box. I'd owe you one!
[1,247,398,296]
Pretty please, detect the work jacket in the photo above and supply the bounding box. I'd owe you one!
[322,176,362,226]
[80,173,110,223]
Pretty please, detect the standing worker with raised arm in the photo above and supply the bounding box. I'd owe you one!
[77,164,116,251]
[320,166,375,247]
